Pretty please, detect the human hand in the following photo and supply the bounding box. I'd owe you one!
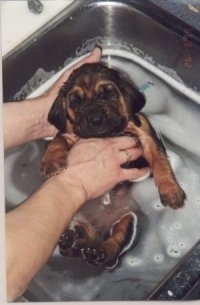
[58,136,150,202]
[43,47,102,108]
[36,47,102,138]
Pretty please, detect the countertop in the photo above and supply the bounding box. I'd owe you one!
[1,0,73,56]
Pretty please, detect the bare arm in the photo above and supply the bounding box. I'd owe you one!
[6,175,84,302]
[6,136,149,302]
[3,99,56,150]
[3,48,102,150]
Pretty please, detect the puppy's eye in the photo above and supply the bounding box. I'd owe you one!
[69,93,81,110]
[98,84,117,98]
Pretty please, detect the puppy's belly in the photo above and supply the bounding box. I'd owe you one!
[69,191,139,236]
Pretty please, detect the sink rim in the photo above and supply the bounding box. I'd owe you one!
[3,0,200,301]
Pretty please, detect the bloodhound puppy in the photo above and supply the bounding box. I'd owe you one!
[41,63,186,268]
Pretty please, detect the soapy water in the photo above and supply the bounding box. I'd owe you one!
[13,68,55,101]
[5,48,200,301]
[13,35,192,101]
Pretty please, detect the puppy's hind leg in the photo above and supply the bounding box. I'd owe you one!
[102,212,140,268]
[59,221,100,259]
[80,212,140,268]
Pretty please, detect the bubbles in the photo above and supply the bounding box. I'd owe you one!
[13,67,55,100]
[126,256,143,267]
[167,290,174,297]
[179,241,185,249]
[153,253,165,264]
[166,245,182,258]
[196,198,200,205]
[172,222,182,230]
[116,268,122,274]
[152,200,165,211]
[157,64,184,84]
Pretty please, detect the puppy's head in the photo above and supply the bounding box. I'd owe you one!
[48,63,145,137]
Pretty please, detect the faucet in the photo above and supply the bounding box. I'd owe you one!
[27,0,43,14]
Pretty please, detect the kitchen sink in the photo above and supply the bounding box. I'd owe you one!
[3,0,200,301]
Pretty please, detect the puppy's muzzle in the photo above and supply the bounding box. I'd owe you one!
[74,102,127,138]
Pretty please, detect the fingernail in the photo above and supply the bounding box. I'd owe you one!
[94,44,102,52]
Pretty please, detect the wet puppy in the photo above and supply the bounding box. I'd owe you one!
[41,63,186,268]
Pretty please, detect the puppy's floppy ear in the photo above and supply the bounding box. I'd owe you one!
[120,78,146,118]
[48,91,67,133]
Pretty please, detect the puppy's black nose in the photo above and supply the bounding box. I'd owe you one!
[87,110,104,126]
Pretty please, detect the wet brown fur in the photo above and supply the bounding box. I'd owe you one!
[41,63,186,268]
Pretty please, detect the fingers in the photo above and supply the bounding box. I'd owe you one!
[117,144,150,182]
[43,47,102,108]
[118,148,141,164]
[73,136,139,154]
[73,137,141,165]
[60,47,102,82]
[110,136,141,164]
[121,167,151,182]
[110,136,139,150]
[72,47,102,69]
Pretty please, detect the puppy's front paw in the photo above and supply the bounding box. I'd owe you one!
[40,152,67,177]
[159,182,186,209]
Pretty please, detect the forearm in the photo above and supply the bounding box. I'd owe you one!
[6,175,85,302]
[3,99,56,150]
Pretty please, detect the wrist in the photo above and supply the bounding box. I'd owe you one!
[44,170,87,216]
[32,95,57,139]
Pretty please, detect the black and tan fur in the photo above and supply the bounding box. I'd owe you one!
[41,63,186,268]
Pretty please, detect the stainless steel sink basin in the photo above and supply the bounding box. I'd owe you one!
[3,0,200,101]
[4,0,200,302]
